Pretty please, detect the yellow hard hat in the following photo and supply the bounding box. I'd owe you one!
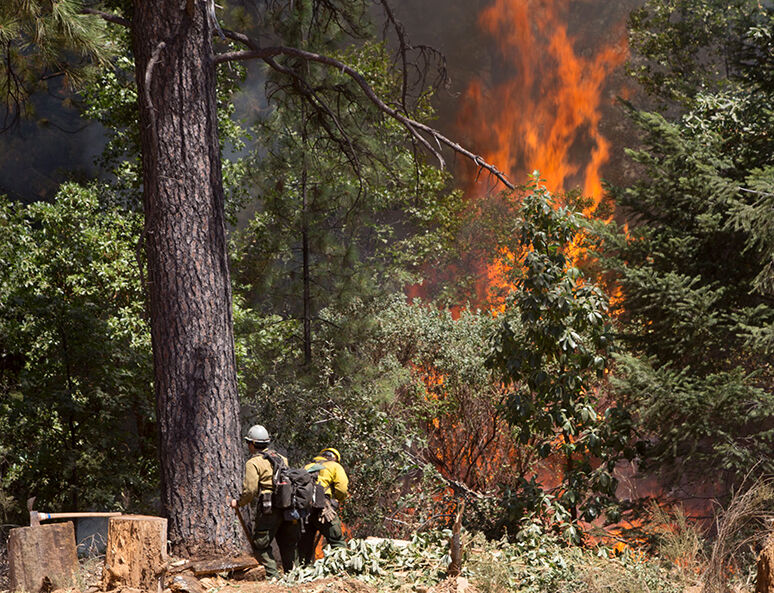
[319,448,341,462]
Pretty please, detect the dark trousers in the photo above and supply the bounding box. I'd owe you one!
[298,507,346,565]
[253,509,300,578]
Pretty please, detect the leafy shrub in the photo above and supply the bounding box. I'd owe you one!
[281,526,685,593]
[0,186,156,518]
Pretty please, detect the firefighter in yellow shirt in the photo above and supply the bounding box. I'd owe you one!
[298,447,349,564]
[229,425,299,579]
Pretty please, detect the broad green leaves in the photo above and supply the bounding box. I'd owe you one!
[0,185,155,514]
[487,176,621,536]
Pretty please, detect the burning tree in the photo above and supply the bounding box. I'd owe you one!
[487,174,626,540]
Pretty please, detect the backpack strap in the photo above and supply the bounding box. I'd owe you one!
[260,450,287,482]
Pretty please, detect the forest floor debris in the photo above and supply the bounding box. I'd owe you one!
[0,526,760,593]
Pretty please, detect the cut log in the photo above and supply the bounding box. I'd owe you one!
[757,535,774,593]
[8,522,78,592]
[102,515,168,593]
[190,555,259,577]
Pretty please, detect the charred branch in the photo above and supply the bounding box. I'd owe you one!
[376,0,448,114]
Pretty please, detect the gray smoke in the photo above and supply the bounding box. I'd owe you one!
[0,0,644,204]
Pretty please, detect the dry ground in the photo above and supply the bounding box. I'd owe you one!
[0,555,480,593]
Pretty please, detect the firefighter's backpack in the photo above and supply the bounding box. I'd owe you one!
[261,451,326,519]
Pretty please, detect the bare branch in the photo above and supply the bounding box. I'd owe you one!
[262,55,363,178]
[144,41,167,160]
[216,35,514,190]
[376,0,410,111]
[80,7,130,28]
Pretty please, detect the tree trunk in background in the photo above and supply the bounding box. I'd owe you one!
[301,166,312,364]
[131,0,242,555]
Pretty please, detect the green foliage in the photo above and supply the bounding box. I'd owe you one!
[280,527,684,593]
[627,0,770,104]
[600,0,774,492]
[0,185,155,518]
[487,175,624,535]
[235,295,501,537]
[285,531,453,585]
[730,166,774,303]
[231,40,462,344]
[0,0,114,128]
[611,354,774,483]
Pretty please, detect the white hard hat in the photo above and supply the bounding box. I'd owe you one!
[245,424,270,444]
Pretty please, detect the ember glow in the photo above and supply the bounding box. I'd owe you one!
[458,0,627,212]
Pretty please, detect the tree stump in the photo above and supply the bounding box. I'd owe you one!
[757,535,774,593]
[102,515,168,593]
[8,521,78,592]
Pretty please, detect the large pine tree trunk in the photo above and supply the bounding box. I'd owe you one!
[131,0,242,556]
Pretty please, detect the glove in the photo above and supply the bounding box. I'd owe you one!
[320,500,337,524]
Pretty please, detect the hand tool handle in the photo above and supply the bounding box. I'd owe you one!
[233,505,256,553]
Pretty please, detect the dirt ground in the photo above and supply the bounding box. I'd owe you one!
[0,554,479,593]
[193,575,477,593]
[199,576,377,593]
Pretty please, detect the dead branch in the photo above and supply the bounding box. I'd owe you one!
[80,8,130,28]
[217,32,514,190]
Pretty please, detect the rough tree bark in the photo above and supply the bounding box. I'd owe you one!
[757,535,774,593]
[8,522,78,593]
[130,0,243,555]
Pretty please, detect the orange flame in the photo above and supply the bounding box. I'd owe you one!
[413,364,522,493]
[459,0,627,212]
[401,2,633,526]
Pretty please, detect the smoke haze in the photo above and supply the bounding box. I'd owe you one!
[0,0,643,203]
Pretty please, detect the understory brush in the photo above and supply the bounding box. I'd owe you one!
[703,477,774,593]
[283,526,686,593]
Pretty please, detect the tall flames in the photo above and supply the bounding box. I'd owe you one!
[403,1,707,556]
[458,0,627,212]
[409,0,635,539]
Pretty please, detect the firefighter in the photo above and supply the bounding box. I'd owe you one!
[229,425,299,579]
[298,447,349,564]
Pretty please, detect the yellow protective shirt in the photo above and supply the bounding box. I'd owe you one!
[305,456,349,503]
[237,451,287,507]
